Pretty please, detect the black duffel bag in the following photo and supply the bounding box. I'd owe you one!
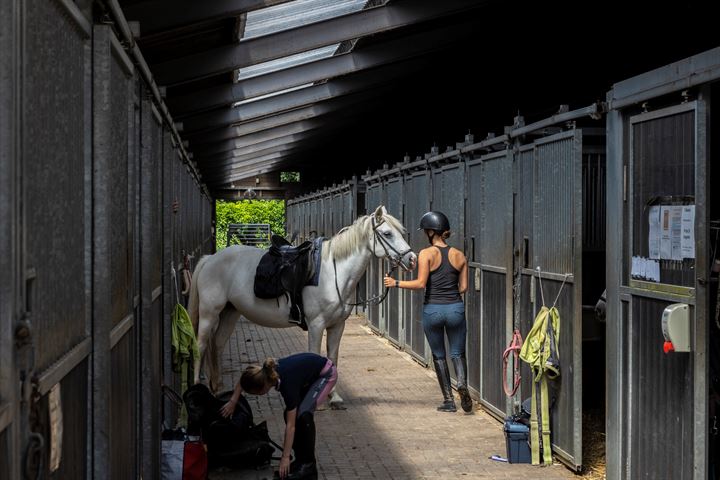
[183,384,283,469]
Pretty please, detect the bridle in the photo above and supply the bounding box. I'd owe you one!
[369,216,414,271]
[332,215,413,307]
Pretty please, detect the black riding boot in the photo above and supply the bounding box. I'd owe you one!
[452,355,473,412]
[285,412,318,480]
[432,357,456,412]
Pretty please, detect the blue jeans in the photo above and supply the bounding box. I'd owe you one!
[422,302,466,359]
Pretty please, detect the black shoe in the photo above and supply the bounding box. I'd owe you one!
[452,356,473,412]
[282,462,317,480]
[432,356,457,413]
[437,399,457,412]
[458,386,473,413]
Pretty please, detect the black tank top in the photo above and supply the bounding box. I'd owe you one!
[424,246,462,304]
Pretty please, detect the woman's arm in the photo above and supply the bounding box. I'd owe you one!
[279,408,297,478]
[219,380,243,418]
[384,248,431,290]
[458,252,468,294]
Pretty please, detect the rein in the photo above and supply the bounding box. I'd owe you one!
[331,216,410,308]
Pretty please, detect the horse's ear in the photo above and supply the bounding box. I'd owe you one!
[373,205,387,221]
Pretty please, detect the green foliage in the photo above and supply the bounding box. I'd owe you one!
[215,199,286,250]
[280,171,300,183]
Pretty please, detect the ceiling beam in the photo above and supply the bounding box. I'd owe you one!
[181,58,422,132]
[152,0,485,85]
[183,87,384,142]
[191,118,323,152]
[199,143,304,170]
[169,22,472,116]
[202,151,293,177]
[197,118,353,170]
[123,0,293,37]
[190,99,372,153]
[194,128,321,158]
[205,158,292,185]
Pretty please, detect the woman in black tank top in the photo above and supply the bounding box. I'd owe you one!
[384,211,472,413]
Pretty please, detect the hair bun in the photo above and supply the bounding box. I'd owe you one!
[262,358,276,373]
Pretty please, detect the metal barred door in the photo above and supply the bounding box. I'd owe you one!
[403,171,430,363]
[385,177,403,345]
[529,130,584,469]
[464,157,484,394]
[7,3,94,478]
[477,151,513,418]
[622,103,706,479]
[365,182,383,330]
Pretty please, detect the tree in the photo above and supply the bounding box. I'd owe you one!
[215,199,285,249]
[280,171,300,183]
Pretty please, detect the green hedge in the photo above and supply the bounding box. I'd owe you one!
[215,199,286,249]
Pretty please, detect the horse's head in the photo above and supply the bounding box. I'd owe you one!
[369,206,417,272]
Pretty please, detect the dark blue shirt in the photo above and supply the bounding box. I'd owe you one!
[276,352,327,411]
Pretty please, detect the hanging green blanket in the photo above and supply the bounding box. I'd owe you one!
[172,302,199,426]
[172,302,199,371]
[519,305,560,465]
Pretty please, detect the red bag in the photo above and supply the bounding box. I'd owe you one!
[182,438,208,480]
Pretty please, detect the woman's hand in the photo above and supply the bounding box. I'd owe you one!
[219,398,237,418]
[279,455,291,478]
[383,275,397,288]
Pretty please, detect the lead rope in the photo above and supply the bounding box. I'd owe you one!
[333,255,396,307]
[503,245,524,397]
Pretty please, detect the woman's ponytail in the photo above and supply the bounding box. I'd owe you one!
[241,357,278,392]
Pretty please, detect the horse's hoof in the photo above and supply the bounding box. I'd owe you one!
[329,402,346,410]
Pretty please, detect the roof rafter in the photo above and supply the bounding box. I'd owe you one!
[123,0,293,37]
[169,21,473,116]
[182,57,423,132]
[153,0,485,85]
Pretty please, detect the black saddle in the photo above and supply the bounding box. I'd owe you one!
[254,235,318,330]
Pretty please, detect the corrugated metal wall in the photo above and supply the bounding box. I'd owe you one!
[607,101,705,479]
[0,9,214,478]
[353,126,602,469]
[630,298,693,479]
[385,177,403,344]
[478,151,513,417]
[366,182,383,330]
[403,171,430,362]
[465,159,483,392]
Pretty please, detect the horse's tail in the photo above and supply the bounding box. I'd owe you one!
[188,254,211,334]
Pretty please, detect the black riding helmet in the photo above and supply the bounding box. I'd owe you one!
[418,211,450,232]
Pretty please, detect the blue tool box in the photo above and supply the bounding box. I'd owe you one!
[504,419,531,464]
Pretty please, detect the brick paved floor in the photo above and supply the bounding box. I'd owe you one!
[209,315,576,480]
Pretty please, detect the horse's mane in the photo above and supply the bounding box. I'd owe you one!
[322,213,405,261]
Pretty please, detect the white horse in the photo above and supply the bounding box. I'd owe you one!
[189,206,416,407]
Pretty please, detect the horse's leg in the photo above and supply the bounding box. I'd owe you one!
[325,321,347,409]
[194,300,222,386]
[211,307,240,392]
[307,319,324,356]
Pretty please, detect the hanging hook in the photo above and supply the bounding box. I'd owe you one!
[551,273,571,309]
[536,266,546,307]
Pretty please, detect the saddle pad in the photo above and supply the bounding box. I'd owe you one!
[254,253,285,299]
[307,237,323,286]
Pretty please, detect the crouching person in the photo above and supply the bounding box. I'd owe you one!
[222,353,338,480]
